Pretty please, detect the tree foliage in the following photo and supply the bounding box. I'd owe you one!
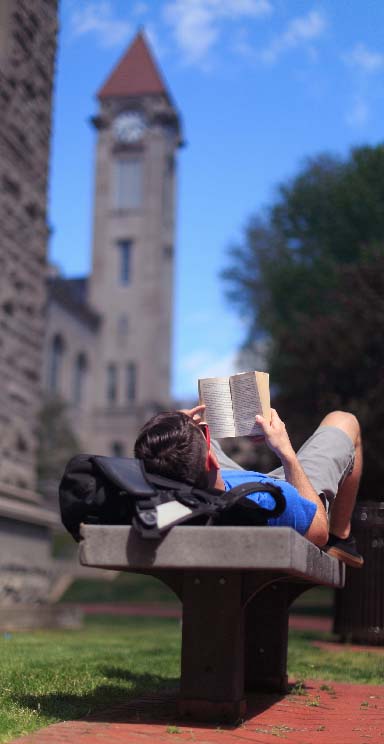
[36,397,81,502]
[222,144,384,497]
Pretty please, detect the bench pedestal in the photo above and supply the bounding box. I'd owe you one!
[79,525,344,722]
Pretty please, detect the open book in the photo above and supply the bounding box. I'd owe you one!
[198,371,270,438]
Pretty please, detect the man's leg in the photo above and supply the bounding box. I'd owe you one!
[267,410,364,566]
[318,411,362,539]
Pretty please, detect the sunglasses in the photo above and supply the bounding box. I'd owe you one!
[198,422,211,469]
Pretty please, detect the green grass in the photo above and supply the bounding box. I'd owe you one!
[290,586,333,616]
[0,616,383,743]
[60,573,178,604]
[0,616,180,743]
[61,577,333,611]
[288,628,383,684]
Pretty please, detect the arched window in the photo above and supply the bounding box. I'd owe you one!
[113,158,143,209]
[126,362,137,402]
[73,352,88,405]
[48,334,65,393]
[117,239,133,284]
[106,363,118,404]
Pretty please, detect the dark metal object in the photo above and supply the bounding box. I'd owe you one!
[334,501,384,645]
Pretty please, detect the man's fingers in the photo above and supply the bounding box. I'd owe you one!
[255,414,268,432]
[178,404,206,420]
[191,404,206,415]
[191,404,206,421]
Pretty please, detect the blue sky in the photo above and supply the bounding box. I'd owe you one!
[49,0,384,400]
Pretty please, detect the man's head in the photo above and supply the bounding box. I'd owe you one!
[134,411,220,489]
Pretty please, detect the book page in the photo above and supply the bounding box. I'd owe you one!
[229,371,270,437]
[198,376,236,438]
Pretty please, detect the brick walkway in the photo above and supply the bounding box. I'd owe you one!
[65,603,333,631]
[8,680,384,744]
[8,608,384,743]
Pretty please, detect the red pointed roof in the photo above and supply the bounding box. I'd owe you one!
[98,31,169,100]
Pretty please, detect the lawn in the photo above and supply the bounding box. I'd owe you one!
[0,615,383,743]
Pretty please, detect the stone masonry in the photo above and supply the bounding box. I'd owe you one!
[0,0,59,606]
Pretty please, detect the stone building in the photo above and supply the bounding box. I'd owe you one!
[44,31,183,457]
[0,0,59,605]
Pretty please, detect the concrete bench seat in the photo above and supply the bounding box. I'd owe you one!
[79,524,345,721]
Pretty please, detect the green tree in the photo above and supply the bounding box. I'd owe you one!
[222,144,384,497]
[36,397,81,502]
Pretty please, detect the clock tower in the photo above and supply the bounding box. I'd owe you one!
[88,31,183,456]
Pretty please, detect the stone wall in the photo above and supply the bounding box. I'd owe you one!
[0,1,60,615]
[0,0,58,493]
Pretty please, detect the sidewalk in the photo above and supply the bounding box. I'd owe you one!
[9,679,384,744]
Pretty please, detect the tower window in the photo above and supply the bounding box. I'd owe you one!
[126,362,137,402]
[117,239,132,284]
[113,158,143,209]
[48,334,65,394]
[106,363,118,404]
[73,352,87,405]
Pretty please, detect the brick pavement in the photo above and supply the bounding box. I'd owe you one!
[7,608,384,743]
[8,680,384,744]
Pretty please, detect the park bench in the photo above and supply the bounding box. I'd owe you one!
[79,524,345,721]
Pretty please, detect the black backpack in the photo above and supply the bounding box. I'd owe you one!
[59,454,286,541]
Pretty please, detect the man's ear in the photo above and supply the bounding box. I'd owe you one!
[207,447,220,472]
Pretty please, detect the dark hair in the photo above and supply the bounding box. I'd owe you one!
[134,411,209,489]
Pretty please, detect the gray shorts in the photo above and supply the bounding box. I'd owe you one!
[212,425,355,511]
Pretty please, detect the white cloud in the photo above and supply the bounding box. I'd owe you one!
[163,0,273,65]
[343,42,384,73]
[346,97,370,128]
[180,348,239,383]
[70,2,132,48]
[260,9,327,65]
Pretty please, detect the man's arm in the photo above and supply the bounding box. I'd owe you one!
[255,409,328,546]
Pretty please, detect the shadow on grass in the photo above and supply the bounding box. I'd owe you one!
[14,669,180,724]
[13,667,291,728]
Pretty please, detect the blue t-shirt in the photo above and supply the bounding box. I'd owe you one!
[222,470,317,536]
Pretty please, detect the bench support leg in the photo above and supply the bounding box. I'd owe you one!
[244,580,316,692]
[245,581,290,692]
[179,571,246,722]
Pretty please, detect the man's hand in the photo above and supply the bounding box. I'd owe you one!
[179,404,206,423]
[255,408,295,462]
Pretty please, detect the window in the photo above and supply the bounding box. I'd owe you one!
[48,334,65,393]
[126,362,137,402]
[162,154,174,222]
[111,441,125,457]
[73,353,87,405]
[117,240,132,284]
[113,158,143,209]
[106,363,118,404]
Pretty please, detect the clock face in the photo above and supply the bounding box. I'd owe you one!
[113,112,146,143]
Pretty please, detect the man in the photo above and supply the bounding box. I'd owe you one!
[134,405,363,567]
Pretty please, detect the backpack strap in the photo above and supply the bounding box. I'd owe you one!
[211,481,286,527]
